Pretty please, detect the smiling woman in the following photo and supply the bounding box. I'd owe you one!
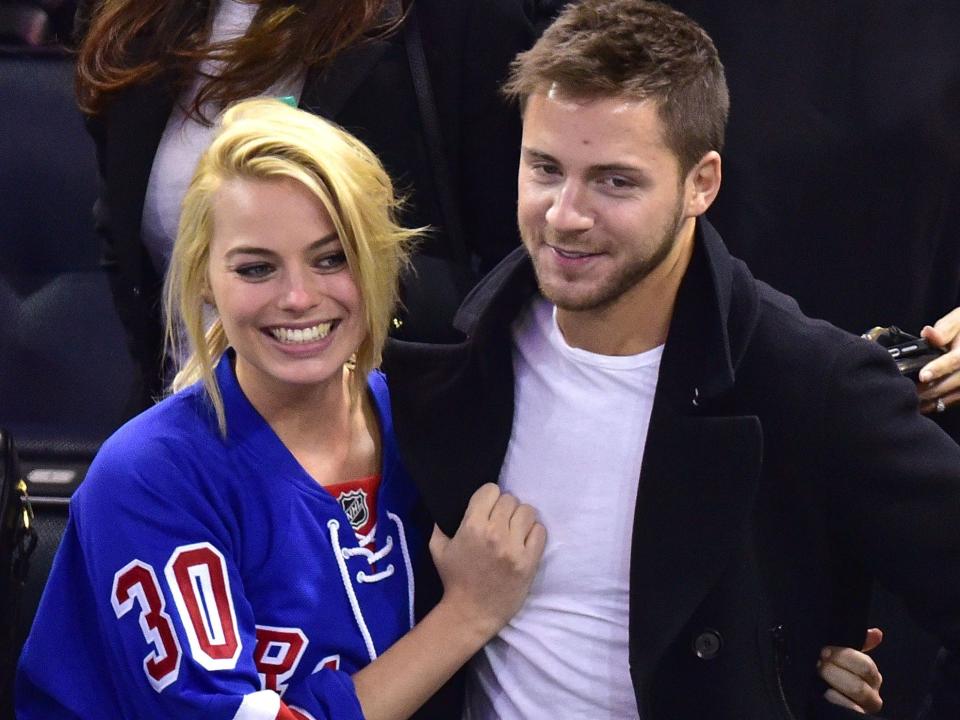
[166,99,414,434]
[15,99,547,720]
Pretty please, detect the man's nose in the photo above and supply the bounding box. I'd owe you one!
[545,182,594,233]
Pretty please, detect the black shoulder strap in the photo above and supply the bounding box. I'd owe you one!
[402,1,470,268]
[0,429,36,715]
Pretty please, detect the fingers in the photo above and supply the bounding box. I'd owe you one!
[489,490,519,528]
[861,627,883,653]
[463,483,544,552]
[919,309,960,384]
[822,688,866,714]
[917,315,960,408]
[428,524,450,562]
[525,522,547,560]
[463,482,504,521]
[918,349,960,387]
[919,386,960,414]
[507,502,537,543]
[434,485,546,638]
[819,646,883,714]
[926,307,960,348]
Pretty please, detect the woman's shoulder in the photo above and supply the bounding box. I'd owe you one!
[78,385,221,501]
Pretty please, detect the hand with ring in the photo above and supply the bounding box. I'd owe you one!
[918,306,960,414]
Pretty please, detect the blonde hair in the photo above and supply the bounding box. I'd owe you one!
[164,98,417,434]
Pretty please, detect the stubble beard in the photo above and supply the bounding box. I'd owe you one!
[526,198,688,313]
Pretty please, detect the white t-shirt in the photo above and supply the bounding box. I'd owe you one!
[141,0,305,273]
[465,296,662,720]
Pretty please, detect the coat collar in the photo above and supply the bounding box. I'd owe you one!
[454,217,760,402]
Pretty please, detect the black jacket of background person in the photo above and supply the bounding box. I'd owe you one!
[74,0,561,407]
[384,219,960,719]
[668,0,960,443]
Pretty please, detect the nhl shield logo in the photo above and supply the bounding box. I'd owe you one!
[338,489,369,530]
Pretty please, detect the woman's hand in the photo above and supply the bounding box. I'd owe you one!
[819,627,884,714]
[919,308,960,413]
[429,483,546,641]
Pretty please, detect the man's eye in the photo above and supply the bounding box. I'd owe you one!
[235,263,274,279]
[315,252,348,271]
[530,162,561,178]
[600,176,636,190]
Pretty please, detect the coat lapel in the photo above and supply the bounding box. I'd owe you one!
[385,249,536,536]
[627,406,762,677]
[627,220,764,680]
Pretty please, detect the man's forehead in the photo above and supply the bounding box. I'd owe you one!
[540,82,652,115]
[521,89,669,155]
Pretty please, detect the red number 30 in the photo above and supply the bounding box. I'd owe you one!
[112,542,241,691]
[112,560,183,692]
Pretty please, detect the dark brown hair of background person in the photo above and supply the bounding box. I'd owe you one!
[75,0,402,120]
[502,0,728,176]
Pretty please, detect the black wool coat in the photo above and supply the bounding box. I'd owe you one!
[384,219,960,719]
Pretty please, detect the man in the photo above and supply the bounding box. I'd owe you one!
[386,1,960,717]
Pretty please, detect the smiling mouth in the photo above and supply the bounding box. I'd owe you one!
[269,321,335,344]
[549,245,600,259]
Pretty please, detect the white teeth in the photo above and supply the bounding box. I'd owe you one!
[270,321,333,344]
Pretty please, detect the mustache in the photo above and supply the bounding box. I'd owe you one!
[526,227,595,250]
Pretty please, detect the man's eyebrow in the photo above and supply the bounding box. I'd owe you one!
[591,163,646,175]
[522,147,556,163]
[523,147,648,177]
[224,232,340,259]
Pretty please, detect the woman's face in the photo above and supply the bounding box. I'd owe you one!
[206,176,365,398]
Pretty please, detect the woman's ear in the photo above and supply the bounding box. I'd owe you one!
[201,275,216,308]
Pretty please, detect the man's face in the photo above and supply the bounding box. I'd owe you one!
[517,92,692,314]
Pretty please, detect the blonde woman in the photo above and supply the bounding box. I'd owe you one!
[16,99,545,720]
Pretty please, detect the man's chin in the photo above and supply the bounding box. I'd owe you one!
[537,279,607,313]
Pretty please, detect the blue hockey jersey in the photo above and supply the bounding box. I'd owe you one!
[16,354,421,719]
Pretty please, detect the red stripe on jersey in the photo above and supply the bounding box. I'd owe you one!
[276,703,313,720]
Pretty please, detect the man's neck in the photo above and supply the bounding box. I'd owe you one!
[555,220,695,356]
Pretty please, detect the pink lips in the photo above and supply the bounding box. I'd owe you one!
[548,244,600,267]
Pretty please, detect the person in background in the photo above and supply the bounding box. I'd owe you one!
[15,99,545,720]
[659,5,960,714]
[73,0,562,410]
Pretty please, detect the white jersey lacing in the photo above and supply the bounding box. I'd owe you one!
[327,514,415,662]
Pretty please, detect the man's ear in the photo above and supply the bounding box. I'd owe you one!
[684,150,722,218]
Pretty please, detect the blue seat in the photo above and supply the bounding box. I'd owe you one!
[0,45,139,719]
[0,51,137,452]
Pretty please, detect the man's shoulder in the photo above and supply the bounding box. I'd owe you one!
[735,271,901,394]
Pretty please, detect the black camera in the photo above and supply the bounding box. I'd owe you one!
[862,326,946,380]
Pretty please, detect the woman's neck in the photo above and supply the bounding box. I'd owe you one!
[238,363,380,486]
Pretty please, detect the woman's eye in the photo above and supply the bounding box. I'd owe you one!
[235,263,274,280]
[315,252,348,271]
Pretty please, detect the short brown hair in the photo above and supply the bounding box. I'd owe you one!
[503,0,729,174]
